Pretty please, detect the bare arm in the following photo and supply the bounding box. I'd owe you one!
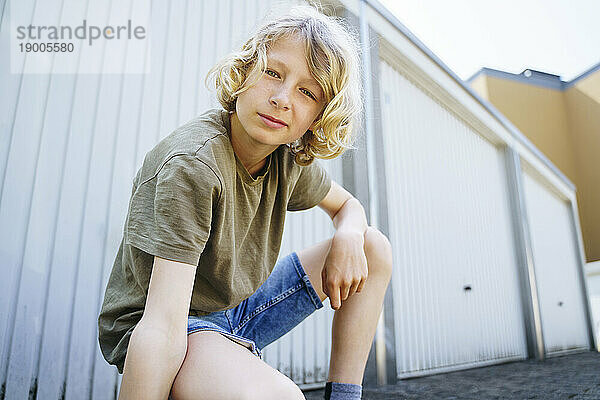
[118,256,197,400]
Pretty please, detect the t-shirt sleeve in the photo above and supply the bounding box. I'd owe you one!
[124,155,220,265]
[287,159,332,212]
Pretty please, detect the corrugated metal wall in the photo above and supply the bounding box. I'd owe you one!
[378,60,528,378]
[521,168,590,354]
[0,0,341,398]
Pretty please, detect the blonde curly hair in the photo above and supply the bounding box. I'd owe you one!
[205,4,363,166]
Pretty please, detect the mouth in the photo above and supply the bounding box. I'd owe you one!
[258,113,288,128]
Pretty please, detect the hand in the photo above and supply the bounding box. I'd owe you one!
[322,231,368,310]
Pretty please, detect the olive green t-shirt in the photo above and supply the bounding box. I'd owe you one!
[98,108,332,373]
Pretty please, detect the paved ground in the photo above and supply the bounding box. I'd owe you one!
[303,350,600,399]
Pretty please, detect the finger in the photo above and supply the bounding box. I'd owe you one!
[348,280,360,297]
[340,281,351,301]
[322,271,328,297]
[329,285,341,310]
[356,276,367,293]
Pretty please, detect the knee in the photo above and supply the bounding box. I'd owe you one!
[364,226,393,279]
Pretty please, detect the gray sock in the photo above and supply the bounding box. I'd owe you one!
[323,381,362,399]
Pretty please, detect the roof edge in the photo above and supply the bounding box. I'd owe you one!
[466,62,600,90]
[362,0,575,192]
[564,61,600,88]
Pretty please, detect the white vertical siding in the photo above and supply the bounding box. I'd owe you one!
[379,60,528,378]
[522,170,590,354]
[1,0,337,398]
[2,0,99,397]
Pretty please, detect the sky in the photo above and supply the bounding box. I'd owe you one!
[377,0,600,83]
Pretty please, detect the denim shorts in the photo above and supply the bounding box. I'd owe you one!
[187,251,324,359]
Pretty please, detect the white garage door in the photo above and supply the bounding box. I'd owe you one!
[379,60,528,379]
[522,170,590,354]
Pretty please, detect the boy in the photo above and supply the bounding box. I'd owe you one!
[98,5,392,400]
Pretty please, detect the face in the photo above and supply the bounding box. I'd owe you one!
[233,35,326,149]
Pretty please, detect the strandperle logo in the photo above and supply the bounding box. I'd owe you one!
[10,0,150,74]
[15,19,146,46]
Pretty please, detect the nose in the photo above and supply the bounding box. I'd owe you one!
[269,85,291,110]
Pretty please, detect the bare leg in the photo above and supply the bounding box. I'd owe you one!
[297,226,393,385]
[170,331,305,400]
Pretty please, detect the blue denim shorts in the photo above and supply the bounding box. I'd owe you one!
[187,251,324,359]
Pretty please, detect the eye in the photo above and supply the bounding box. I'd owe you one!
[265,69,280,78]
[300,88,316,100]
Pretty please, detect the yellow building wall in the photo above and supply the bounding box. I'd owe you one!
[469,70,600,262]
[485,76,579,183]
[565,74,600,262]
